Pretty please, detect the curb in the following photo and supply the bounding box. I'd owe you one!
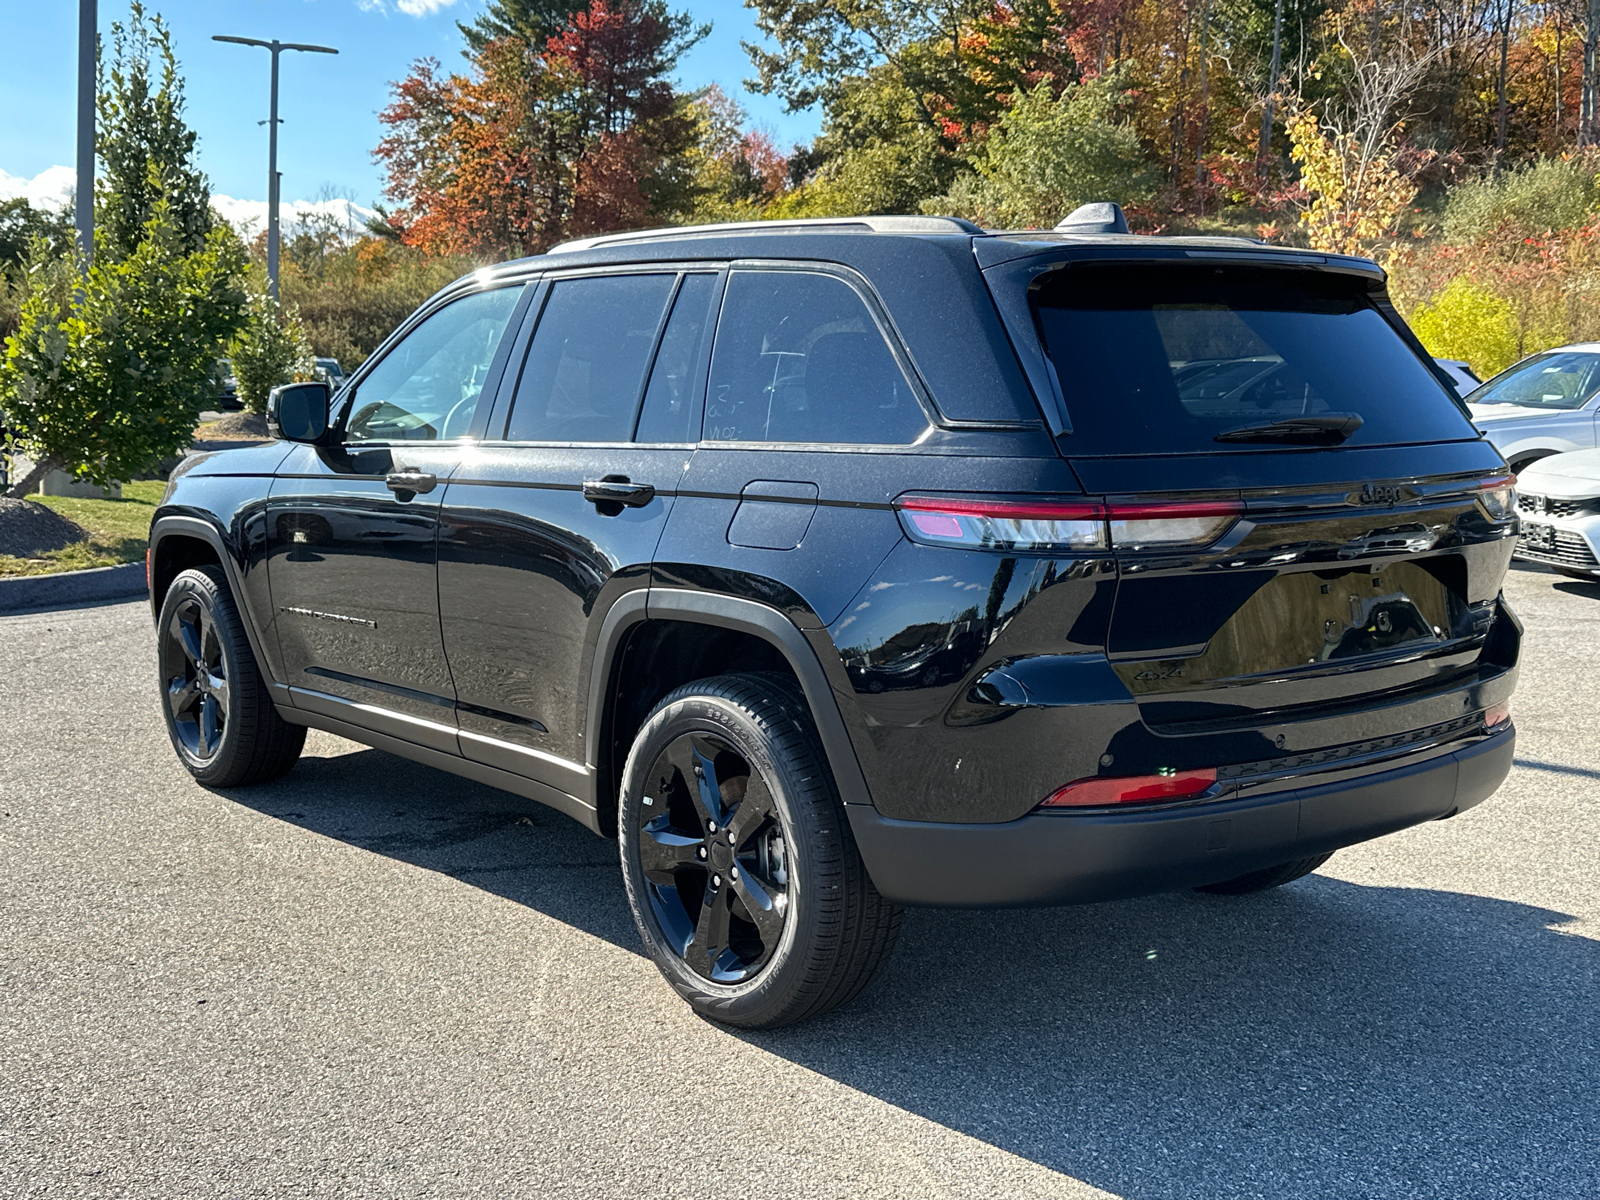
[0,561,148,613]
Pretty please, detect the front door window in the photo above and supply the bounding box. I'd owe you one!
[346,286,523,442]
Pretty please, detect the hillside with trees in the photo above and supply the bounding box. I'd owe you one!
[370,0,1600,376]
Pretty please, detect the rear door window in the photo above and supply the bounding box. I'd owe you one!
[503,273,675,443]
[636,273,719,444]
[1031,265,1478,455]
[705,270,928,445]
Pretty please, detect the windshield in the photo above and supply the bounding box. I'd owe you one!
[1030,265,1477,455]
[1467,350,1600,410]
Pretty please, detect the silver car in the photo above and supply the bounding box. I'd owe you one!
[1512,448,1600,578]
[1468,345,1600,472]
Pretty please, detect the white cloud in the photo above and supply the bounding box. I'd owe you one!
[212,194,379,238]
[0,165,78,210]
[0,166,376,235]
[358,0,463,14]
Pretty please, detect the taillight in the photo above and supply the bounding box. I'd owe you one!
[1479,474,1516,520]
[894,494,1242,552]
[1107,499,1243,549]
[1040,768,1219,808]
[1484,701,1511,730]
[896,495,1107,551]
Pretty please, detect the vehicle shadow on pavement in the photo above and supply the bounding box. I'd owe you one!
[1509,559,1600,601]
[231,743,1600,1200]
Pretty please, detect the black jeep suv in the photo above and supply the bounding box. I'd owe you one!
[149,209,1520,1027]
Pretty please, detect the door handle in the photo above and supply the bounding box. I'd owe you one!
[582,477,655,510]
[385,469,438,500]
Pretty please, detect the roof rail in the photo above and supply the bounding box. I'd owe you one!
[547,215,982,254]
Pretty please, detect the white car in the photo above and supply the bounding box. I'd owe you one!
[1512,448,1600,578]
[1434,357,1481,397]
[1467,345,1600,472]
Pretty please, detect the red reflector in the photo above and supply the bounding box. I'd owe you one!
[906,510,965,539]
[146,548,152,590]
[1484,701,1511,730]
[1041,768,1218,808]
[897,495,1105,521]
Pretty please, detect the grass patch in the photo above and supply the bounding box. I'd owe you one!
[0,480,166,578]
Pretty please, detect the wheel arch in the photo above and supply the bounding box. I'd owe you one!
[587,588,875,837]
[1505,446,1567,473]
[149,514,280,694]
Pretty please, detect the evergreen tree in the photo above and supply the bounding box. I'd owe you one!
[458,0,581,55]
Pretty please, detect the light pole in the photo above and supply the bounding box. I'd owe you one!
[212,35,337,302]
[76,0,96,266]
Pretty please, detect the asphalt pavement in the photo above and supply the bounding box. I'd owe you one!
[2,562,1597,1199]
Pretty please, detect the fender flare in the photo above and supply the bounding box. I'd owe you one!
[586,587,875,810]
[148,513,283,696]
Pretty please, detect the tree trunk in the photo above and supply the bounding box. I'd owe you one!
[1497,0,1513,161]
[5,453,63,501]
[1256,0,1285,179]
[1584,0,1600,145]
[1196,0,1213,195]
[1556,15,1564,140]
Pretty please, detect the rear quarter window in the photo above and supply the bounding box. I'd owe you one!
[705,270,928,445]
[1032,264,1478,455]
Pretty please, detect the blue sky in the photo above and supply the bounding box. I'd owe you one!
[0,0,821,208]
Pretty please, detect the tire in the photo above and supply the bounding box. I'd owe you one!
[156,565,305,788]
[618,673,901,1028]
[1195,852,1334,895]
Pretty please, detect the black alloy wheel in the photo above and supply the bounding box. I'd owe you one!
[161,593,231,761]
[636,731,791,983]
[155,566,306,788]
[618,673,901,1028]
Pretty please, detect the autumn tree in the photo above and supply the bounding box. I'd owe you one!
[376,0,704,257]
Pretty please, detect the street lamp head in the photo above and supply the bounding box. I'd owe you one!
[211,36,338,56]
[212,33,339,303]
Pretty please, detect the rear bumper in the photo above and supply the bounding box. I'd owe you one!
[847,726,1514,907]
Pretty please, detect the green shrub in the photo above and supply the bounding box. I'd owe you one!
[925,76,1158,229]
[0,198,247,494]
[1409,277,1521,378]
[229,292,314,413]
[280,239,471,370]
[1442,156,1600,247]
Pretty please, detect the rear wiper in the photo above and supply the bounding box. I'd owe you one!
[1214,413,1364,445]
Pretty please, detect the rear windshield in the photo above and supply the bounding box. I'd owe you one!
[1031,265,1477,455]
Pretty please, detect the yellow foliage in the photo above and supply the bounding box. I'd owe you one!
[1288,110,1417,259]
[1408,277,1521,377]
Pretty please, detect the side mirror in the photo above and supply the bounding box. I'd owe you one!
[267,381,334,445]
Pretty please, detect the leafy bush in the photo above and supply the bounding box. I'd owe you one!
[1442,156,1600,247]
[925,77,1158,229]
[1409,276,1521,378]
[230,292,314,413]
[280,238,471,370]
[1,199,247,494]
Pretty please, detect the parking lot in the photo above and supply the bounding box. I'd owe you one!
[2,561,1597,1199]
